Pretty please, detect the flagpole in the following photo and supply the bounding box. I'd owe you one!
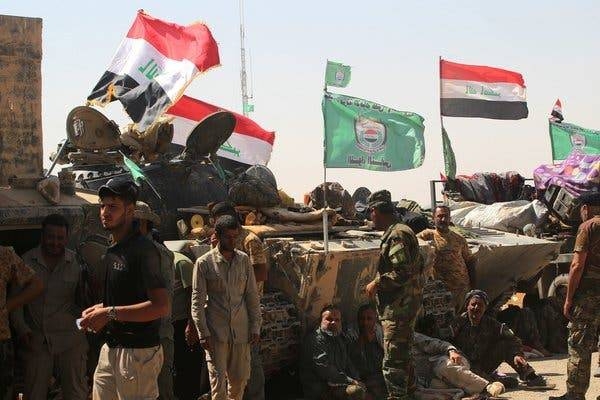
[438,55,446,210]
[322,76,330,254]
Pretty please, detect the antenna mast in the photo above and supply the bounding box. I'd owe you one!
[240,0,250,116]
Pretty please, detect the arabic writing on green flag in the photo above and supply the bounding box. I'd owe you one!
[549,121,600,161]
[325,60,351,88]
[322,92,425,171]
[122,154,147,185]
[441,126,456,179]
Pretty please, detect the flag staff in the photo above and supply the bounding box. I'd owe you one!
[322,63,330,254]
[119,151,163,201]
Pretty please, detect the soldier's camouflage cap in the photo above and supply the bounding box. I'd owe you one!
[578,191,600,207]
[465,289,489,306]
[367,189,393,208]
[134,201,161,225]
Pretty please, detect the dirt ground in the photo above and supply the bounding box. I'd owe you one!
[497,353,600,400]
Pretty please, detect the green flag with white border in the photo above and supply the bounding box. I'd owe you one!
[322,92,425,171]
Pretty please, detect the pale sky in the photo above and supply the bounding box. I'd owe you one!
[4,1,600,207]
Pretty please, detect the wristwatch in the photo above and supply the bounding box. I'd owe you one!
[107,306,118,321]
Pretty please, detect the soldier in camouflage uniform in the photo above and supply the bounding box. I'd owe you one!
[550,192,600,400]
[365,190,424,400]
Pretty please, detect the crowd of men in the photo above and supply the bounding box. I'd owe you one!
[0,181,599,400]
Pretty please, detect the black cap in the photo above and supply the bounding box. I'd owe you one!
[98,178,139,203]
[578,191,600,207]
[367,190,393,209]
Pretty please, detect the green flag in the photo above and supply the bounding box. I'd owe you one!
[550,121,600,161]
[322,92,425,171]
[122,154,147,186]
[441,126,456,179]
[325,60,351,88]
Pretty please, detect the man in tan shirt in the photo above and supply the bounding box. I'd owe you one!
[417,206,475,312]
[210,202,267,400]
[192,215,261,400]
[12,214,89,400]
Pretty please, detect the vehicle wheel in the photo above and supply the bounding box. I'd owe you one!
[547,273,569,298]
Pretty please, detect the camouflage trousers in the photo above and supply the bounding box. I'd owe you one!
[0,339,14,400]
[381,318,418,400]
[566,293,600,400]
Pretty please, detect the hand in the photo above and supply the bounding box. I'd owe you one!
[563,299,573,320]
[185,320,199,346]
[200,336,213,352]
[514,355,528,367]
[249,333,260,345]
[365,280,379,299]
[79,307,110,333]
[82,303,103,318]
[449,349,463,364]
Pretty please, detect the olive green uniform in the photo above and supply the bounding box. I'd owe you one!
[375,222,424,400]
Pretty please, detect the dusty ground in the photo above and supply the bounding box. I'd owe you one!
[497,353,600,400]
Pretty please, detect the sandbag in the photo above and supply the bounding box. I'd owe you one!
[229,166,279,207]
[399,209,429,234]
[450,200,549,233]
[309,182,356,219]
[245,165,277,189]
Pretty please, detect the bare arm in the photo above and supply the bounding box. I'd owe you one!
[79,287,169,332]
[564,251,587,319]
[6,275,43,312]
[113,287,169,321]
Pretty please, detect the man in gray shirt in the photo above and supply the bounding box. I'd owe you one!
[192,215,261,400]
[12,214,88,400]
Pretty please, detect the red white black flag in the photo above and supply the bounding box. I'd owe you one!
[549,99,564,122]
[440,59,528,120]
[87,10,220,131]
[166,96,275,166]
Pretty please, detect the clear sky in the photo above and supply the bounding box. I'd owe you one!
[3,1,600,206]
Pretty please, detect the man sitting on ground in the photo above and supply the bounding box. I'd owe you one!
[347,304,387,400]
[449,290,554,390]
[413,316,504,397]
[301,305,366,400]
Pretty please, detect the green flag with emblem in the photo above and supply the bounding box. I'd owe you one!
[325,60,351,88]
[549,121,600,161]
[322,92,425,172]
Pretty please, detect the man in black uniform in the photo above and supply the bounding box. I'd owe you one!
[80,178,170,400]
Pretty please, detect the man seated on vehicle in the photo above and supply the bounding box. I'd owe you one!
[301,305,366,400]
[449,290,554,390]
[347,304,387,400]
[413,315,504,397]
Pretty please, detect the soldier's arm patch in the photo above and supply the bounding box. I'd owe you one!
[389,241,406,264]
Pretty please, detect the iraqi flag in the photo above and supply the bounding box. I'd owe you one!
[549,98,564,122]
[440,59,528,120]
[87,10,220,131]
[166,95,275,166]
